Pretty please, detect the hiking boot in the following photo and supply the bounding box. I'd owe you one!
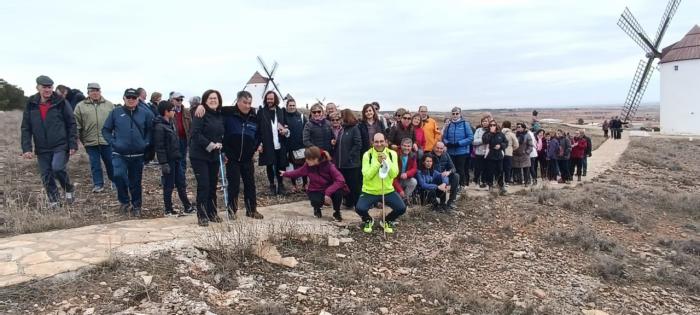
[431,203,443,212]
[211,214,223,223]
[268,184,277,196]
[360,218,374,233]
[479,183,487,189]
[181,206,195,216]
[92,186,104,193]
[313,208,322,218]
[277,184,287,196]
[246,211,264,219]
[381,221,396,234]
[132,207,142,218]
[332,211,343,222]
[197,217,209,227]
[165,211,178,218]
[499,187,507,195]
[445,201,456,210]
[119,203,130,214]
[577,175,582,182]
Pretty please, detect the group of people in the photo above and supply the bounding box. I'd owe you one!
[602,117,624,139]
[20,75,594,234]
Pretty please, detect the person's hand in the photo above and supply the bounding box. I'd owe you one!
[22,152,33,159]
[400,173,407,180]
[441,171,450,177]
[324,195,332,206]
[390,144,398,151]
[399,191,405,198]
[194,105,205,118]
[161,164,171,175]
[413,143,418,151]
[377,152,386,163]
[438,183,447,192]
[224,155,229,164]
[69,149,76,156]
[331,139,336,146]
[494,144,501,150]
[279,170,286,176]
[213,143,223,150]
[257,145,263,153]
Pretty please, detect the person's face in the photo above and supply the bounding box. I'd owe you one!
[237,97,252,113]
[306,157,319,166]
[423,157,433,169]
[88,88,101,101]
[373,134,386,151]
[489,122,497,132]
[330,116,341,127]
[124,95,138,108]
[172,97,184,107]
[401,114,411,127]
[545,134,551,140]
[165,107,176,119]
[412,116,421,126]
[152,96,162,104]
[206,93,219,109]
[364,107,374,119]
[265,93,275,107]
[401,142,412,153]
[516,125,523,132]
[373,105,380,112]
[138,90,147,101]
[434,143,445,156]
[311,108,324,120]
[451,111,460,119]
[419,107,428,120]
[286,101,297,113]
[574,131,581,138]
[326,104,336,114]
[37,85,53,99]
[481,119,489,128]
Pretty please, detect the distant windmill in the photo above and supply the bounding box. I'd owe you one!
[617,0,681,123]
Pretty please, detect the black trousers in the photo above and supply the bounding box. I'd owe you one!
[557,159,570,181]
[483,159,504,188]
[340,167,361,207]
[571,157,584,177]
[190,158,219,220]
[530,157,538,181]
[502,156,513,183]
[421,189,446,206]
[473,155,485,184]
[226,158,257,212]
[308,191,342,211]
[450,154,470,186]
[265,148,288,188]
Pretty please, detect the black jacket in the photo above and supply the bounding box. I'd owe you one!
[189,105,224,162]
[223,105,261,163]
[21,92,78,154]
[257,105,287,166]
[583,135,592,156]
[431,152,456,173]
[153,116,182,164]
[284,110,306,151]
[483,131,508,160]
[333,124,363,169]
[387,123,415,147]
[358,119,388,151]
[303,118,334,152]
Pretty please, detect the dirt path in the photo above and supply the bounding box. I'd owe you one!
[0,133,630,287]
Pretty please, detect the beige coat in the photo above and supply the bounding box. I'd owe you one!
[502,128,519,157]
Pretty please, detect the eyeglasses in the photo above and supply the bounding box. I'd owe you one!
[88,89,100,92]
[125,96,137,100]
[451,112,460,116]
[401,117,411,120]
[174,98,183,102]
[331,118,340,122]
[312,110,322,114]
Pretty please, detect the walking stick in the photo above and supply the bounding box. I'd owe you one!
[379,157,390,239]
[218,152,231,222]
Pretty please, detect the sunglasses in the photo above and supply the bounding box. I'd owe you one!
[451,112,460,116]
[125,96,138,100]
[312,110,322,114]
[401,117,411,120]
[489,124,497,127]
[331,118,340,122]
[174,98,184,102]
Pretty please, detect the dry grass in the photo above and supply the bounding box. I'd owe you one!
[548,224,617,252]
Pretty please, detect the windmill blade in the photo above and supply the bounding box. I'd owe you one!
[315,98,325,106]
[654,0,682,48]
[270,61,278,78]
[257,56,273,78]
[620,58,655,123]
[618,7,656,55]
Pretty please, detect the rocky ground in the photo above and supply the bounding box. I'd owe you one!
[0,136,698,315]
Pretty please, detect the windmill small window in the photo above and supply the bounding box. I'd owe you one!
[674,65,679,71]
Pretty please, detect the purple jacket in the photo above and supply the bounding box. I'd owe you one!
[282,154,346,196]
[546,138,559,160]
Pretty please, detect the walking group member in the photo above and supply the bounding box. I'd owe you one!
[513,122,533,185]
[154,101,194,216]
[535,129,548,180]
[555,129,572,183]
[580,129,592,177]
[411,113,425,159]
[393,138,418,205]
[21,75,77,208]
[570,130,588,182]
[303,103,334,152]
[147,92,161,117]
[442,107,473,188]
[545,132,560,181]
[416,154,450,211]
[222,91,264,220]
[102,88,154,216]
[324,102,338,120]
[189,89,225,226]
[482,121,508,194]
[282,146,346,221]
[356,133,406,234]
[358,103,388,151]
[430,142,460,209]
[332,109,362,208]
[284,98,308,192]
[602,119,609,138]
[472,115,490,188]
[418,105,441,155]
[500,121,519,185]
[258,91,290,195]
[169,92,192,180]
[74,82,115,193]
[387,109,415,150]
[527,126,539,184]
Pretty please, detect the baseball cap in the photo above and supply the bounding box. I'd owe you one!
[123,88,139,97]
[171,92,184,99]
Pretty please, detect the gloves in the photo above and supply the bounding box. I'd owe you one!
[161,164,171,175]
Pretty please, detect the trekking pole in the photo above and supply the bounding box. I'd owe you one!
[218,152,231,222]
[378,158,389,239]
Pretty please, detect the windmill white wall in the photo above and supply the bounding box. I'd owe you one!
[660,59,700,135]
[243,83,268,108]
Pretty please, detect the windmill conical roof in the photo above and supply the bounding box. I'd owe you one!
[660,25,700,64]
[246,71,269,84]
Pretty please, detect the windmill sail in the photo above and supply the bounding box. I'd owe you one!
[621,59,654,123]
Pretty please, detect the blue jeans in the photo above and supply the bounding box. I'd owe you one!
[355,191,406,222]
[112,154,144,208]
[85,145,113,188]
[162,159,191,213]
[178,138,188,179]
[37,151,72,202]
[582,156,588,175]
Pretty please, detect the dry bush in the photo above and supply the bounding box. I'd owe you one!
[251,301,288,315]
[653,192,700,219]
[594,205,635,224]
[651,266,700,294]
[593,255,628,281]
[548,225,617,252]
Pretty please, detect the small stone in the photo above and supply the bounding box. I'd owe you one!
[297,286,310,294]
[92,294,100,300]
[99,282,107,286]
[83,308,95,315]
[350,290,356,296]
[408,295,415,302]
[327,237,340,247]
[339,238,354,243]
[397,267,411,275]
[379,307,389,314]
[278,284,288,291]
[533,289,546,299]
[320,311,332,315]
[582,310,610,315]
[339,229,351,236]
[141,275,153,286]
[512,251,527,259]
[373,288,381,294]
[112,287,129,299]
[336,254,347,258]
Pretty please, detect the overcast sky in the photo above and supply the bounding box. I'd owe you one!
[1,0,697,111]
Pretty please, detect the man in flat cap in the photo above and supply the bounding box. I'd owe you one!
[21,75,78,208]
[74,83,117,193]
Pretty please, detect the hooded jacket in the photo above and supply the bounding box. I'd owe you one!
[482,131,508,161]
[21,92,78,154]
[102,104,153,156]
[443,118,474,156]
[387,122,415,148]
[188,105,224,161]
[472,127,488,156]
[431,152,456,173]
[284,109,306,151]
[546,138,559,160]
[513,130,533,168]
[333,123,362,169]
[416,168,449,190]
[303,118,333,152]
[421,116,442,152]
[361,146,399,195]
[223,105,261,163]
[74,97,116,147]
[556,136,572,160]
[153,116,182,163]
[282,150,346,196]
[501,128,520,157]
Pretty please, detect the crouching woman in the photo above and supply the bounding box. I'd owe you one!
[281,146,347,221]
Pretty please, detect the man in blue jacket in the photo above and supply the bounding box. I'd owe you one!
[442,107,473,188]
[430,142,460,209]
[21,75,78,208]
[102,88,154,217]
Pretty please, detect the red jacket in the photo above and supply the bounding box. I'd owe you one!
[393,152,418,194]
[414,127,426,150]
[281,151,346,196]
[570,137,588,159]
